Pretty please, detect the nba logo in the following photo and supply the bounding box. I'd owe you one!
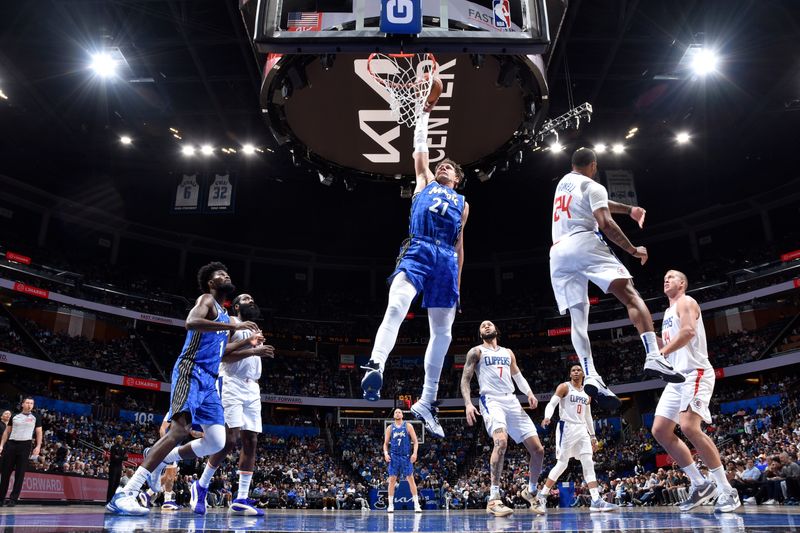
[493,0,511,29]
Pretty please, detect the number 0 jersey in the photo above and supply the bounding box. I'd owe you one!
[410,181,464,247]
[551,171,609,243]
[476,345,514,397]
[559,381,591,424]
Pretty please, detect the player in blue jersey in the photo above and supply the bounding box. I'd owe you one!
[361,88,470,439]
[107,262,257,516]
[383,408,422,513]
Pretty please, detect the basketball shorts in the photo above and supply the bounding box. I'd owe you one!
[390,237,459,309]
[655,368,715,425]
[549,230,632,314]
[169,363,224,426]
[218,375,262,433]
[478,394,538,444]
[555,421,593,461]
[388,454,413,478]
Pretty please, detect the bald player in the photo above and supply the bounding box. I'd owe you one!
[651,270,740,513]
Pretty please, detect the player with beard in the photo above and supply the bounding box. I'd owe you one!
[106,262,257,515]
[460,321,545,516]
[199,293,274,516]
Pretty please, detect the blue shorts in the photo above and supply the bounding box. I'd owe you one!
[169,362,224,426]
[388,455,413,478]
[390,238,459,308]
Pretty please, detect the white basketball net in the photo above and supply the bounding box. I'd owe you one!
[367,53,439,128]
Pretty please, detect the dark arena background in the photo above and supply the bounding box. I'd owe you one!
[0,0,799,532]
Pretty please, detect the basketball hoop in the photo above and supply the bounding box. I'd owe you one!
[367,53,438,128]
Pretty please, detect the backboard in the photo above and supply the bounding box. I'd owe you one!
[246,0,551,54]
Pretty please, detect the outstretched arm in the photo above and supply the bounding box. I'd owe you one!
[185,294,257,332]
[413,112,435,194]
[608,200,646,228]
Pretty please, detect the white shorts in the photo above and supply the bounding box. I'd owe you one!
[654,368,715,425]
[479,394,538,444]
[555,421,593,461]
[219,376,262,433]
[549,231,631,314]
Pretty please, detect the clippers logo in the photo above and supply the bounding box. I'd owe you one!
[493,0,511,29]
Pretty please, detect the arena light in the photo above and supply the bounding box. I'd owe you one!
[691,48,719,76]
[200,144,214,156]
[550,141,564,153]
[0,89,7,100]
[594,143,607,154]
[119,135,132,146]
[181,145,195,157]
[676,132,691,144]
[90,52,118,78]
[611,143,625,154]
[242,143,256,155]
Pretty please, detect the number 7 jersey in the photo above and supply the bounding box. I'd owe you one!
[476,345,514,397]
[551,171,609,243]
[410,181,464,246]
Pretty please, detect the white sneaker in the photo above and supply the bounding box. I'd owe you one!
[387,504,394,513]
[414,503,422,513]
[106,490,149,515]
[486,499,513,517]
[410,400,445,438]
[520,488,545,515]
[590,499,618,512]
[714,490,742,513]
[763,498,777,505]
[583,376,621,410]
[643,353,685,383]
[743,496,757,505]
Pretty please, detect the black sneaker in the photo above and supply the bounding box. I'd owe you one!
[360,360,383,401]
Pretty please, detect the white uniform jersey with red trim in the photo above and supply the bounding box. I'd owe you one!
[558,381,591,424]
[661,297,712,373]
[551,171,609,243]
[476,346,514,397]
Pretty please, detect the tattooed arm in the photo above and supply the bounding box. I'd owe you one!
[593,206,649,265]
[461,346,482,426]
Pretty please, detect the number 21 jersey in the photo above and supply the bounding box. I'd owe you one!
[410,181,464,246]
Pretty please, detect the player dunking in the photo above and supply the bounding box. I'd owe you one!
[538,365,617,512]
[199,293,274,516]
[549,148,683,409]
[106,262,257,515]
[383,408,422,513]
[651,270,741,512]
[460,321,545,516]
[361,92,470,438]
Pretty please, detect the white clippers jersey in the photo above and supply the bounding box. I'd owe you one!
[219,317,262,380]
[476,346,514,397]
[661,296,711,373]
[559,382,591,424]
[551,171,609,243]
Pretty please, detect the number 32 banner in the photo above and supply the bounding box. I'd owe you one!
[206,173,236,213]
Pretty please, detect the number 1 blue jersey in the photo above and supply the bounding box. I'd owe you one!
[409,181,464,247]
[176,300,230,376]
[390,422,411,457]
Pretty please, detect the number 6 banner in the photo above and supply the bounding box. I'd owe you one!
[173,173,201,213]
[205,173,236,213]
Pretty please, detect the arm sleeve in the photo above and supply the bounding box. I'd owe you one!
[544,394,560,420]
[35,415,42,428]
[586,181,609,211]
[511,372,532,396]
[584,401,595,437]
[413,112,430,153]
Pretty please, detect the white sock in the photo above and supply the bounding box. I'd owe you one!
[641,331,659,355]
[412,495,419,502]
[540,486,550,496]
[420,306,455,405]
[199,462,218,488]
[125,467,151,494]
[238,471,253,500]
[568,304,599,377]
[370,274,417,371]
[163,447,182,464]
[682,462,705,486]
[490,485,501,500]
[589,487,600,500]
[164,491,174,501]
[709,466,732,491]
[528,480,537,495]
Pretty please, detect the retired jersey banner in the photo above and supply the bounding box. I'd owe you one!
[173,174,202,213]
[605,169,638,206]
[205,173,236,213]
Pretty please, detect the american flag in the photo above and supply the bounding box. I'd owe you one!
[287,12,321,28]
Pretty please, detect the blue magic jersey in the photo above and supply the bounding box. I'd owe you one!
[389,422,411,456]
[176,299,230,375]
[409,181,465,246]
